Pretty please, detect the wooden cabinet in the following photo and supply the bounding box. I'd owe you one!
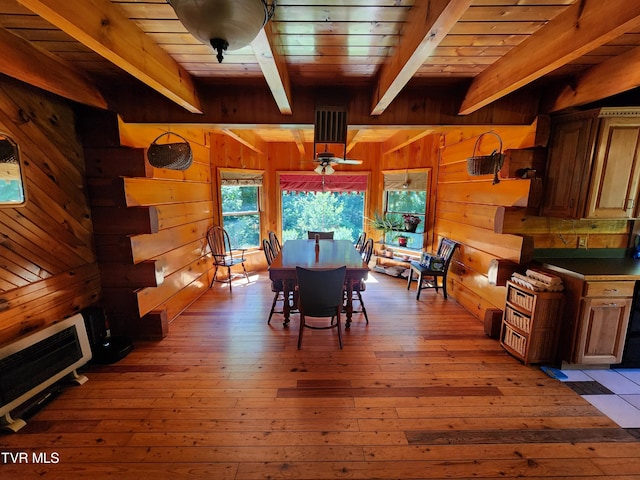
[574,281,633,364]
[542,108,640,219]
[500,281,564,365]
[585,116,640,219]
[541,110,598,218]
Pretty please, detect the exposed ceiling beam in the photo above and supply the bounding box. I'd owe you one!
[291,129,306,156]
[370,0,472,116]
[0,27,107,109]
[251,23,293,115]
[459,0,640,115]
[547,45,640,112]
[17,0,203,114]
[220,129,263,154]
[383,129,435,155]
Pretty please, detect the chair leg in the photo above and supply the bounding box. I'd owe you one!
[242,263,250,284]
[267,291,279,324]
[210,265,220,288]
[416,272,424,300]
[442,277,448,299]
[407,270,413,290]
[336,309,343,349]
[297,314,305,349]
[357,291,369,324]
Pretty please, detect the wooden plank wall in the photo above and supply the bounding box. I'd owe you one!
[434,126,544,324]
[0,77,100,347]
[82,114,214,339]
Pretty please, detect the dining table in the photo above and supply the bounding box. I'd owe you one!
[268,239,370,328]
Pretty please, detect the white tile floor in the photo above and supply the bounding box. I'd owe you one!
[557,368,640,428]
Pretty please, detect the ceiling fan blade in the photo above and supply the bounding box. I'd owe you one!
[335,158,362,164]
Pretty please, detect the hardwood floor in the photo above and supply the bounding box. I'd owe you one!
[2,271,640,479]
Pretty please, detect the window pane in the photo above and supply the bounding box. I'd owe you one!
[386,190,426,214]
[221,185,260,248]
[223,214,260,249]
[222,186,258,213]
[281,191,365,241]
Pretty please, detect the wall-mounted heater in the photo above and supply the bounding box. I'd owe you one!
[0,313,92,432]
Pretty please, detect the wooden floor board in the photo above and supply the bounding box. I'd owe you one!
[1,272,638,479]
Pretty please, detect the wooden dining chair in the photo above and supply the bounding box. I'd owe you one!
[354,232,366,251]
[206,225,250,292]
[296,266,347,349]
[307,230,334,239]
[407,237,458,300]
[268,230,281,255]
[350,238,373,324]
[263,238,292,324]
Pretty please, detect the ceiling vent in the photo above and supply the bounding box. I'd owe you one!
[314,106,348,145]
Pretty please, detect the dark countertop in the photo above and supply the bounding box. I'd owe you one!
[534,257,640,281]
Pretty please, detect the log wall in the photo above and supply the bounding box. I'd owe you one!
[82,112,215,339]
[0,77,100,346]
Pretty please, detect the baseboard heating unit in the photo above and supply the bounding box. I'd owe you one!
[0,313,92,432]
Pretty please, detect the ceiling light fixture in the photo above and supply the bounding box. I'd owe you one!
[168,0,276,63]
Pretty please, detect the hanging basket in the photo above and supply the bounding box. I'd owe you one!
[147,132,193,170]
[466,131,505,184]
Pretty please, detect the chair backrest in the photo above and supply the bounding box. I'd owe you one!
[360,238,374,264]
[307,230,334,239]
[296,266,346,317]
[436,238,458,269]
[355,232,366,251]
[207,226,232,265]
[263,238,276,266]
[268,230,281,254]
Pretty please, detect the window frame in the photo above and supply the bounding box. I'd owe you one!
[381,169,430,250]
[219,168,264,250]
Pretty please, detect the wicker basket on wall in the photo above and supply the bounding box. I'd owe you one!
[466,131,504,184]
[147,132,193,170]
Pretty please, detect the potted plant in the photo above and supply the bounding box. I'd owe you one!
[394,233,409,247]
[367,211,402,243]
[402,214,421,233]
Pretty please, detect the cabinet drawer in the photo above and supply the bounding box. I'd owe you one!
[507,285,535,312]
[504,305,532,333]
[583,281,635,298]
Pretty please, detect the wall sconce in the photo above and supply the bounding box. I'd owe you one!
[169,0,276,63]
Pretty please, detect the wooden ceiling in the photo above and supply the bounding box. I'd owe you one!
[2,0,640,147]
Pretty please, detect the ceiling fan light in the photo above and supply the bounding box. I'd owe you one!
[169,0,274,62]
[324,165,335,175]
[314,165,325,175]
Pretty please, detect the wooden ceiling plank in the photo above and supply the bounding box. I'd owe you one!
[17,0,203,114]
[0,27,107,109]
[548,45,640,112]
[459,0,640,115]
[371,0,473,116]
[251,24,293,115]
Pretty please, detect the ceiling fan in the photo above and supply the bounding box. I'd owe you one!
[313,147,362,175]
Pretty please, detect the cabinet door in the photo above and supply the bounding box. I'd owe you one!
[541,114,597,218]
[585,117,640,219]
[575,297,632,364]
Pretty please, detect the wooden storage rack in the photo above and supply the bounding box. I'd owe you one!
[500,280,564,365]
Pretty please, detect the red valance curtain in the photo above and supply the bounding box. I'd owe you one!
[279,173,367,193]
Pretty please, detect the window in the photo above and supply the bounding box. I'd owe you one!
[0,135,25,206]
[279,173,367,241]
[220,170,263,248]
[382,170,428,249]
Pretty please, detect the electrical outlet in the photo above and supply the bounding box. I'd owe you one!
[578,236,587,248]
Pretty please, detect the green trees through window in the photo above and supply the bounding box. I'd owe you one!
[221,185,260,248]
[281,191,365,241]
